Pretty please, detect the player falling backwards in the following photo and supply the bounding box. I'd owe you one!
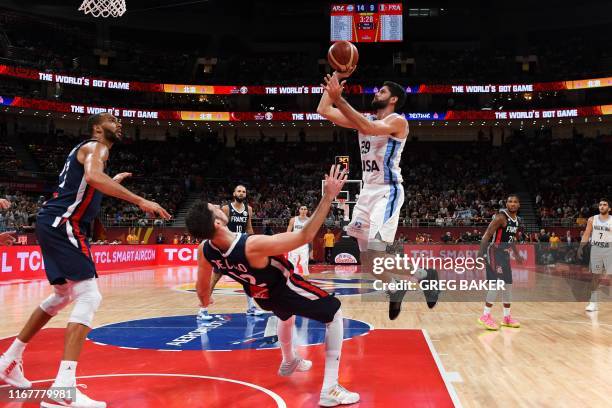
[477,195,523,330]
[578,198,611,312]
[0,113,171,408]
[317,69,439,319]
[186,165,360,407]
[197,184,264,322]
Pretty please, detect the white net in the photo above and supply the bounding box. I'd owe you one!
[79,0,127,18]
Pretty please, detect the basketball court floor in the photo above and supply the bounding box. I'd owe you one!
[1,264,610,407]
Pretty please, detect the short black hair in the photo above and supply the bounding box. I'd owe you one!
[186,200,217,240]
[234,184,246,192]
[600,198,610,206]
[87,113,107,134]
[507,194,520,201]
[382,81,407,110]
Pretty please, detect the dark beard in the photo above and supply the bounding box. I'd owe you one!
[234,196,245,203]
[371,99,388,110]
[103,128,120,143]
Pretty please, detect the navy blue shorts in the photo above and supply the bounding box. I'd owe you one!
[485,246,513,284]
[35,219,97,285]
[255,274,341,324]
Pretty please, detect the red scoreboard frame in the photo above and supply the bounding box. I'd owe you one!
[330,3,403,43]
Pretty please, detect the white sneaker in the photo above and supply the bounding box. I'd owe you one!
[278,358,312,376]
[585,302,598,312]
[197,308,213,321]
[0,354,31,388]
[41,384,106,408]
[318,384,360,407]
[246,307,265,316]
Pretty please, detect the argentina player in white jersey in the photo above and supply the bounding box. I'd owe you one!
[318,71,439,320]
[578,198,612,312]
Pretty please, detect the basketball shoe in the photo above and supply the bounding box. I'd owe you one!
[319,384,360,407]
[0,353,31,388]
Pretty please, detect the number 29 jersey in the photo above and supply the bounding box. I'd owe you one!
[358,113,406,185]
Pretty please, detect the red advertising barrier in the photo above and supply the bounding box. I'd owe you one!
[403,244,536,268]
[0,245,196,281]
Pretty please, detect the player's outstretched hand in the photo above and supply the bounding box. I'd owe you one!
[0,198,10,210]
[112,172,133,184]
[322,73,346,101]
[335,66,356,80]
[138,199,172,220]
[323,164,348,200]
[0,231,16,246]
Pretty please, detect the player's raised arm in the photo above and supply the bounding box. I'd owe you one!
[317,70,357,129]
[577,216,594,259]
[247,165,347,257]
[478,214,506,258]
[80,141,171,220]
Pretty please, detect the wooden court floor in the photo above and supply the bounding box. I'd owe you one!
[1,265,611,407]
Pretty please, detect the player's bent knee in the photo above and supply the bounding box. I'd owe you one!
[68,279,102,327]
[40,292,72,316]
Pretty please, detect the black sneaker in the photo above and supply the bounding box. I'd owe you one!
[388,289,408,320]
[419,268,440,309]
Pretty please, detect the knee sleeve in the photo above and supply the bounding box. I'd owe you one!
[40,283,73,316]
[485,289,498,304]
[501,284,513,303]
[68,279,102,327]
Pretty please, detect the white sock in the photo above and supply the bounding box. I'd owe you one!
[503,307,511,317]
[590,291,598,303]
[55,360,77,387]
[5,338,27,359]
[278,316,296,363]
[483,305,492,315]
[246,296,256,310]
[322,309,343,392]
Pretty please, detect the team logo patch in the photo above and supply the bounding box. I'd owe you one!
[174,277,376,296]
[88,314,370,351]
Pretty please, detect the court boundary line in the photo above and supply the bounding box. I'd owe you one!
[0,373,287,407]
[422,329,463,408]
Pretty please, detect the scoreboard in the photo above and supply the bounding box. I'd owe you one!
[330,3,403,43]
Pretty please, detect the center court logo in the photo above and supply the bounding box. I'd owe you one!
[87,314,370,351]
[174,277,376,296]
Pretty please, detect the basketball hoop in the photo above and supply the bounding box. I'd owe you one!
[337,198,349,221]
[79,0,127,17]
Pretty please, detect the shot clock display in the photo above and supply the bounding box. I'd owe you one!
[330,3,403,42]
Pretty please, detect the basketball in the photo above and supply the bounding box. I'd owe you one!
[327,40,359,72]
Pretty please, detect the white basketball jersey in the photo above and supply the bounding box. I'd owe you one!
[591,215,612,246]
[358,113,406,185]
[293,216,308,230]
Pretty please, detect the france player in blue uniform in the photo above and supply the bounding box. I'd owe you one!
[0,113,171,408]
[186,165,360,407]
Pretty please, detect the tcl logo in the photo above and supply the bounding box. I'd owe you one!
[164,248,199,262]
